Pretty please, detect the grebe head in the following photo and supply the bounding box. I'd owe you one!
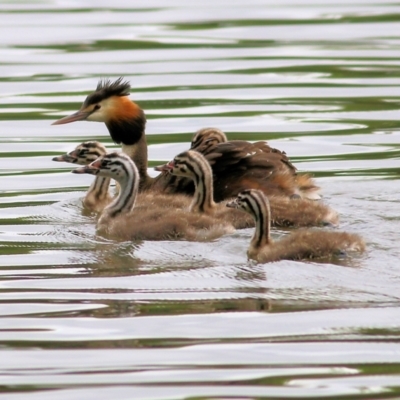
[52,141,107,165]
[155,150,208,179]
[52,78,135,125]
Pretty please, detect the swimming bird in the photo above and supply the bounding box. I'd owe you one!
[52,78,320,200]
[157,150,338,228]
[190,127,320,200]
[52,141,112,212]
[226,189,365,263]
[72,152,234,241]
[54,141,195,214]
[156,149,253,228]
[190,127,228,155]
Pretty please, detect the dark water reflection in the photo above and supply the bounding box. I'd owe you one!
[0,0,400,398]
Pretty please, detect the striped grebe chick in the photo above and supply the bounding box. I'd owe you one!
[227,189,365,263]
[157,150,338,228]
[73,152,234,241]
[55,141,194,213]
[162,127,228,196]
[53,141,111,213]
[190,127,227,155]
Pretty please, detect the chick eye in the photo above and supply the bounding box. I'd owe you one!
[94,104,101,111]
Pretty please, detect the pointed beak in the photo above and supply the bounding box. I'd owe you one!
[154,160,175,173]
[72,166,88,174]
[72,160,101,175]
[52,149,80,163]
[52,110,90,125]
[226,199,238,209]
[52,154,70,162]
[89,159,102,169]
[72,166,97,175]
[52,151,78,164]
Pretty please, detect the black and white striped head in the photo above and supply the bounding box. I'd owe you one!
[226,189,269,217]
[52,141,107,165]
[73,152,138,180]
[160,150,210,179]
[190,128,227,154]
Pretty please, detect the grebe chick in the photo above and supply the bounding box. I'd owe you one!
[157,150,338,228]
[190,127,227,155]
[52,141,111,212]
[52,78,318,200]
[73,152,234,241]
[227,189,365,263]
[162,127,228,196]
[55,142,193,213]
[156,150,253,229]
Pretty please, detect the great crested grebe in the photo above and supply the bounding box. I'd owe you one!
[227,189,365,263]
[190,127,320,200]
[52,78,320,201]
[157,150,338,228]
[52,141,112,212]
[73,152,234,241]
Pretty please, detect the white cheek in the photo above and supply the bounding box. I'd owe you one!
[86,109,107,122]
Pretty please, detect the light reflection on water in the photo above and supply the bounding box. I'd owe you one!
[0,0,400,398]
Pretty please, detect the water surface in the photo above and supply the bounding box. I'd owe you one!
[0,1,400,399]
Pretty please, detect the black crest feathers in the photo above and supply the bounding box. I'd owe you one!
[96,77,131,96]
[84,77,131,106]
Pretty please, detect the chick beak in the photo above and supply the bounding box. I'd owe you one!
[154,160,175,173]
[53,149,80,163]
[89,159,102,169]
[52,154,70,162]
[52,110,90,125]
[72,160,101,175]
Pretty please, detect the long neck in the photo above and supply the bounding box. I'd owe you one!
[190,158,216,213]
[84,176,111,206]
[105,101,153,191]
[102,164,138,219]
[121,141,153,191]
[249,196,271,250]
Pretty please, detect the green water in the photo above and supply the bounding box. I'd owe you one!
[0,1,400,399]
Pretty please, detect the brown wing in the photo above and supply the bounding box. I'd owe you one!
[204,141,299,201]
[205,141,296,172]
[151,139,318,201]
